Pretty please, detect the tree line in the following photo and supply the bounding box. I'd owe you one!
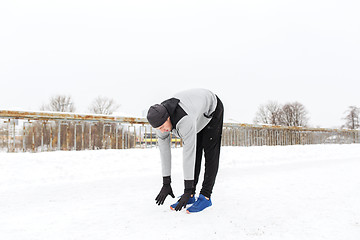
[254,101,359,130]
[40,95,120,115]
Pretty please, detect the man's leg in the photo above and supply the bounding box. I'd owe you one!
[193,131,204,195]
[200,98,224,198]
[186,98,223,213]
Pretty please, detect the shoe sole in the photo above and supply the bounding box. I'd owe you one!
[172,208,206,213]
[171,208,192,214]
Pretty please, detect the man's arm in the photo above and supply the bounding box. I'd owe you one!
[173,117,196,210]
[154,130,175,205]
[156,130,172,177]
[177,117,196,180]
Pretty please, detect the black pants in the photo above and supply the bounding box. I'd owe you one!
[193,96,224,198]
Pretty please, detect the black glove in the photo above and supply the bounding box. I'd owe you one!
[174,180,194,211]
[155,176,175,205]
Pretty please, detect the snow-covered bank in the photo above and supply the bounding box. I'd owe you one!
[1,144,359,240]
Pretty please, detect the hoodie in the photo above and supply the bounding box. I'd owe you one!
[155,89,218,180]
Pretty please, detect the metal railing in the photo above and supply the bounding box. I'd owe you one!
[222,123,360,146]
[1,110,359,152]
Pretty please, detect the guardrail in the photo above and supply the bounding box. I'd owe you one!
[222,123,359,146]
[1,110,359,152]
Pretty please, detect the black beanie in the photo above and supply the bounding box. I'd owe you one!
[147,104,169,128]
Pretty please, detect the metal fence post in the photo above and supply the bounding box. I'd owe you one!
[57,121,61,151]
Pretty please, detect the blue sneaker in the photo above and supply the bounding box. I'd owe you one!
[186,194,212,213]
[170,195,196,210]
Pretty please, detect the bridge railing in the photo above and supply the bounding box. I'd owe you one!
[1,110,359,152]
[222,123,359,146]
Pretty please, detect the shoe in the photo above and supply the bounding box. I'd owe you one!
[170,195,196,210]
[186,194,212,213]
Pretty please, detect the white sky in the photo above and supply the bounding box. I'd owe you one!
[1,0,359,128]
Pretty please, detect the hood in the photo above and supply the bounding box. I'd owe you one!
[161,97,187,129]
[161,98,180,116]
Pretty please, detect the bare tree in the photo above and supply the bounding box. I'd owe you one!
[41,95,75,112]
[89,96,120,115]
[254,101,309,127]
[282,102,308,127]
[343,106,360,129]
[254,101,283,125]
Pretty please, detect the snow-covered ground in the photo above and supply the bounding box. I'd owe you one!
[0,144,359,240]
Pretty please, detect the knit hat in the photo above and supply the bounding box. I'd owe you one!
[147,104,169,128]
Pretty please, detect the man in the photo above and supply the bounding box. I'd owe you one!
[147,89,224,213]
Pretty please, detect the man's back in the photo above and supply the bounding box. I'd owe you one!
[174,88,217,132]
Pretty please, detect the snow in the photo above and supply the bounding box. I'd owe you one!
[0,144,359,240]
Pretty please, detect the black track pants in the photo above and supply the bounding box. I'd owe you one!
[193,96,224,198]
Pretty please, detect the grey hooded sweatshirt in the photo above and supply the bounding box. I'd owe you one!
[155,89,218,180]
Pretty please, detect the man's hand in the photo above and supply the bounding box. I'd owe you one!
[155,176,175,205]
[174,192,191,211]
[174,180,194,211]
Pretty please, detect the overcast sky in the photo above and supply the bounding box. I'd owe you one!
[1,0,359,128]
